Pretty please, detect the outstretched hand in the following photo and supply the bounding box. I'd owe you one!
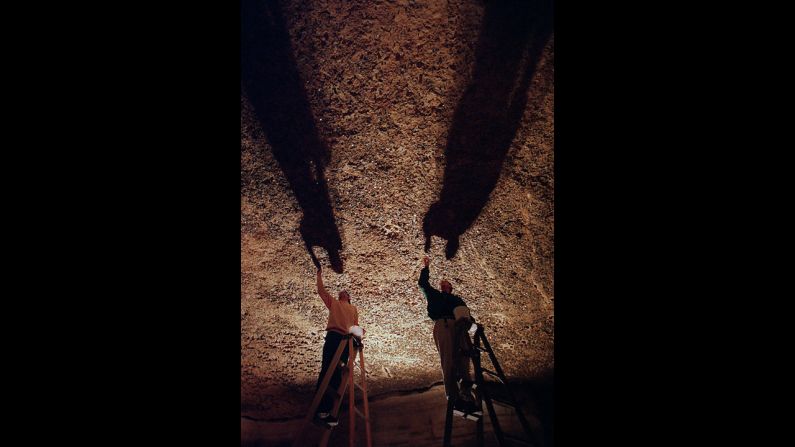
[423,256,430,267]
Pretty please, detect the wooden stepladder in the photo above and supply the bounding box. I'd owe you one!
[292,334,372,447]
[443,323,542,447]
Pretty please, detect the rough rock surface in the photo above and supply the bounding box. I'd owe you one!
[241,0,554,422]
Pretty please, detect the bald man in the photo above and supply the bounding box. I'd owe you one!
[418,256,479,416]
[314,267,361,426]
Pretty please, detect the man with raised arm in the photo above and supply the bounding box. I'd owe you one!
[418,256,479,417]
[312,266,362,426]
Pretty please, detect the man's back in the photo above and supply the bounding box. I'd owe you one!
[326,298,358,335]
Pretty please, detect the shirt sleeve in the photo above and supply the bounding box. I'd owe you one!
[317,275,333,310]
[418,266,438,301]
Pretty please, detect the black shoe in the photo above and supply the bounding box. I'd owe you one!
[312,412,330,427]
[453,399,482,420]
[313,412,339,427]
[453,400,471,416]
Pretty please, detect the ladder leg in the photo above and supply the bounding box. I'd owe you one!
[319,425,333,447]
[477,410,484,447]
[475,328,507,446]
[480,330,540,446]
[474,381,484,447]
[327,357,352,418]
[472,331,485,447]
[359,346,373,447]
[473,327,485,447]
[481,385,507,446]
[349,339,355,447]
[443,398,454,447]
[320,364,352,447]
[480,330,512,395]
[292,337,349,447]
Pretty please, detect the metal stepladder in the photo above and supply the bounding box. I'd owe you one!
[292,334,373,447]
[443,323,542,447]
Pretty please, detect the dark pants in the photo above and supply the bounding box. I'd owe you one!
[315,331,350,413]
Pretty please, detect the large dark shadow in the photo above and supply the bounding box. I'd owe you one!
[241,0,343,272]
[423,0,553,259]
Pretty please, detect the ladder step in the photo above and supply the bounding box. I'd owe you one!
[482,369,504,382]
[354,407,365,419]
[452,409,483,421]
[354,382,365,392]
[332,382,350,399]
[465,413,482,421]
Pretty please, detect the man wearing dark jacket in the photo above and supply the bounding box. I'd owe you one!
[418,256,479,415]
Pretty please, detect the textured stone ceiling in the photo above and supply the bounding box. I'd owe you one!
[241,0,553,420]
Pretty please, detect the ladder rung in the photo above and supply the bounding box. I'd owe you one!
[354,407,365,419]
[482,369,504,381]
[332,382,350,399]
[354,381,365,392]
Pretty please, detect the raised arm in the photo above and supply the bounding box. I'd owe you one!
[316,268,332,309]
[418,256,437,299]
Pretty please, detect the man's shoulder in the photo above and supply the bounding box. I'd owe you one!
[425,288,441,298]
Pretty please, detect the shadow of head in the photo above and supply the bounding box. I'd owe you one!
[423,203,461,259]
[302,216,343,273]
